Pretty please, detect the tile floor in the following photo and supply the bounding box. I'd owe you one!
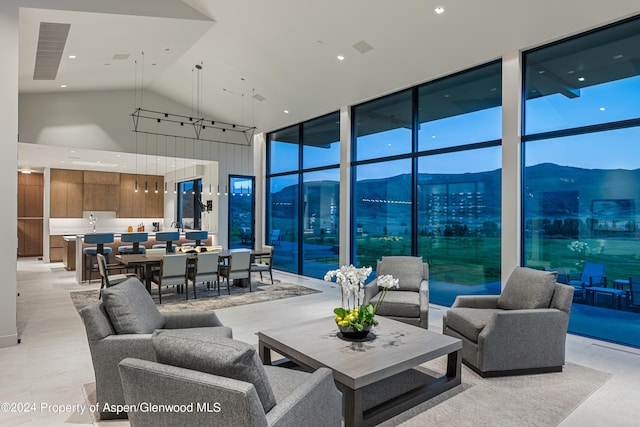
[1,258,639,426]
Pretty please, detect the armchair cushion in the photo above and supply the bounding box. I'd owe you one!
[497,267,557,310]
[445,308,504,342]
[152,330,276,413]
[370,291,420,318]
[102,277,165,334]
[378,256,423,291]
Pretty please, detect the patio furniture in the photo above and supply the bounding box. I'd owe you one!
[443,266,574,377]
[270,229,281,246]
[569,262,606,300]
[628,277,640,308]
[118,331,341,427]
[78,277,231,420]
[363,256,429,329]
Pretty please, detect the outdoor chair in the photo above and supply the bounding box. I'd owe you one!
[118,332,341,427]
[569,262,606,300]
[628,277,640,309]
[363,256,429,329]
[270,229,281,246]
[443,266,574,377]
[78,277,232,420]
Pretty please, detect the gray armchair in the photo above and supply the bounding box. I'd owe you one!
[363,256,429,329]
[78,277,232,419]
[118,330,342,427]
[443,267,574,377]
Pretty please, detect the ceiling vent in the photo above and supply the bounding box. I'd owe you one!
[33,22,71,80]
[112,53,130,60]
[352,40,373,54]
[252,93,266,102]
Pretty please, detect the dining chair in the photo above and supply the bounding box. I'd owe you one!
[151,254,188,303]
[218,250,252,296]
[96,253,136,298]
[251,245,274,284]
[187,252,220,298]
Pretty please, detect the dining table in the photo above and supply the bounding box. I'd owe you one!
[115,248,270,294]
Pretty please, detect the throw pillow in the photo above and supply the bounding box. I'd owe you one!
[153,330,277,413]
[379,256,424,291]
[497,267,557,310]
[102,277,165,334]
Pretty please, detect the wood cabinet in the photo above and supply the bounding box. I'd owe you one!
[118,173,164,218]
[83,171,120,212]
[50,169,84,218]
[49,235,65,262]
[51,169,163,218]
[18,173,44,257]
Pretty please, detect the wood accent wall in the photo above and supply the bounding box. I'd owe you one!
[18,172,44,257]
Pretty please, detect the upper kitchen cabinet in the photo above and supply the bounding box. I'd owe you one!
[83,171,120,212]
[50,169,84,218]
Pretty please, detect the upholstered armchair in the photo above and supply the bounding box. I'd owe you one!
[363,256,429,329]
[78,277,232,419]
[118,330,342,427]
[443,267,574,377]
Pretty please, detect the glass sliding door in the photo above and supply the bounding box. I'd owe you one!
[228,175,255,249]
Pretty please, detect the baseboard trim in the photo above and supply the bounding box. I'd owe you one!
[0,333,19,348]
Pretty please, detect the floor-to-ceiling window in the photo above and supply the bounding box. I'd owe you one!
[266,112,340,278]
[523,16,640,348]
[351,62,502,304]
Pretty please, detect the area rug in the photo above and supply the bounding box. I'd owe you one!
[70,279,321,313]
[81,360,610,427]
[382,359,612,426]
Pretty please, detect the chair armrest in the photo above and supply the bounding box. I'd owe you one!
[451,295,499,309]
[479,309,570,370]
[162,311,225,328]
[362,280,380,305]
[419,280,429,329]
[266,367,342,427]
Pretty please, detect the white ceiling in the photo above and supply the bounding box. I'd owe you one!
[16,0,640,172]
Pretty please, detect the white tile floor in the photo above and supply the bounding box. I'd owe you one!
[1,258,639,426]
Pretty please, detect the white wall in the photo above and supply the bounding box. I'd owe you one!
[0,3,19,348]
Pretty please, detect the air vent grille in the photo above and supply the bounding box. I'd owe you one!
[33,22,70,80]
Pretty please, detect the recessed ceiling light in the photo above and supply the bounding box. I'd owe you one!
[284,110,289,114]
[70,150,76,153]
[68,55,76,59]
[435,7,445,14]
[60,84,67,88]
[337,55,345,61]
[578,77,586,82]
[613,54,624,60]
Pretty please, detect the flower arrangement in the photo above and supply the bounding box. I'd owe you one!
[324,265,399,334]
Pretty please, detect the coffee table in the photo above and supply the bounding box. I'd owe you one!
[258,316,462,427]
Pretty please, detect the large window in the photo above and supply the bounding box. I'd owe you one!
[267,112,340,278]
[351,61,502,302]
[523,16,640,348]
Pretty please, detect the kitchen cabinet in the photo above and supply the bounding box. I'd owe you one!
[50,169,84,218]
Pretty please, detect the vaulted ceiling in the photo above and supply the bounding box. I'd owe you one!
[16,0,640,170]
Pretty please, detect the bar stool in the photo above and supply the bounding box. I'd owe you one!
[83,233,114,283]
[118,232,148,254]
[182,231,209,248]
[152,231,180,253]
